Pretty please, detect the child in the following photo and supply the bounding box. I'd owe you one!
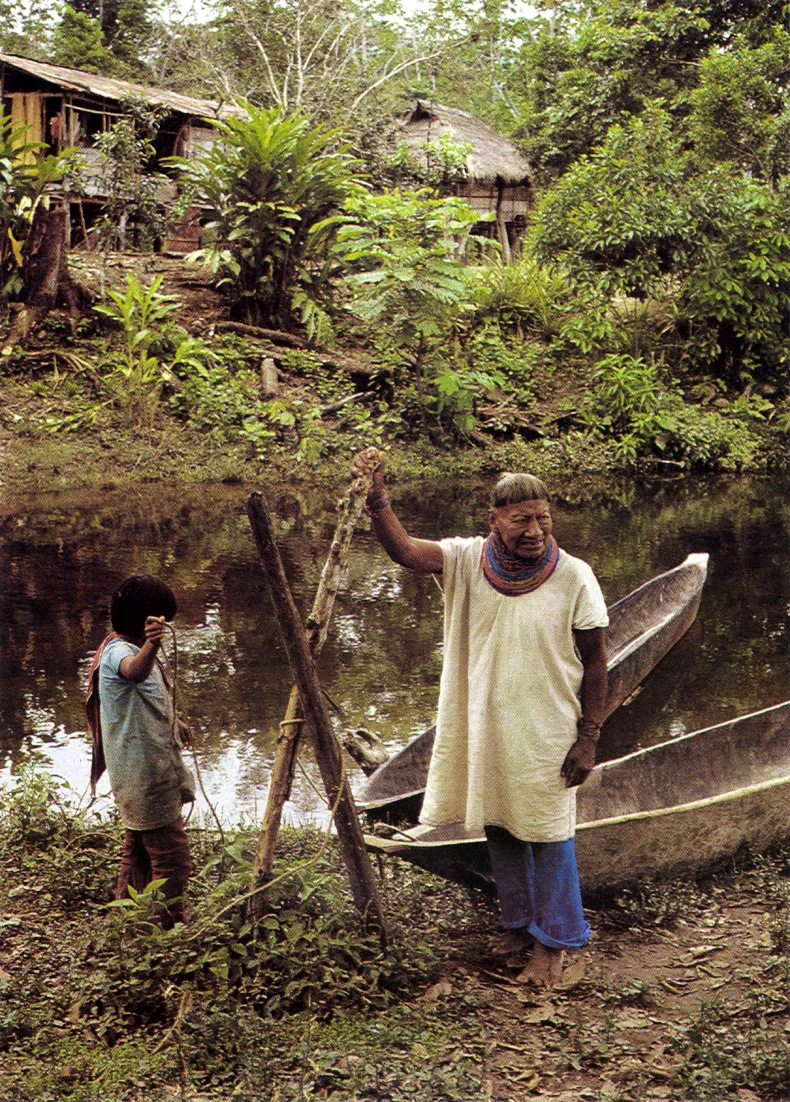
[86,575,195,927]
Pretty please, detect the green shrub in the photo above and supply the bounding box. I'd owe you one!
[0,113,68,311]
[170,105,364,327]
[470,255,575,339]
[94,273,212,428]
[332,187,498,435]
[591,352,660,436]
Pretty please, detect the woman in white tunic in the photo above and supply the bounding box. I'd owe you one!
[355,456,608,986]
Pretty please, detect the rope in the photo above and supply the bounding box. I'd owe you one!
[151,626,358,931]
[159,622,225,846]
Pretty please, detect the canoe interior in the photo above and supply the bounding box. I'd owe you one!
[360,554,708,817]
[578,700,790,823]
[605,553,707,663]
[364,701,790,890]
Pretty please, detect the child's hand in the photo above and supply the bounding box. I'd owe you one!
[144,616,168,647]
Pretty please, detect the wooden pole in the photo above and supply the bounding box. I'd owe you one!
[246,488,387,937]
[249,452,379,904]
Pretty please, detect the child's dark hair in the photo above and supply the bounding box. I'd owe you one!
[111,575,177,639]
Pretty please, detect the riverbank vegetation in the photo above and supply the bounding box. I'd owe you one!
[1,768,788,1101]
[2,0,789,492]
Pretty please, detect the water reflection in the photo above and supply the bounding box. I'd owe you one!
[1,476,787,825]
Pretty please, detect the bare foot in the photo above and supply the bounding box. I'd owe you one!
[487,928,532,957]
[516,942,565,986]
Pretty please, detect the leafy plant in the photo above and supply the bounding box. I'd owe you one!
[94,273,212,427]
[70,100,169,253]
[470,254,575,339]
[170,104,365,327]
[0,113,68,311]
[677,170,790,384]
[591,352,660,436]
[387,130,474,190]
[529,107,696,300]
[331,187,498,434]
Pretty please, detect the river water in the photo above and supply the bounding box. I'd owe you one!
[1,474,787,827]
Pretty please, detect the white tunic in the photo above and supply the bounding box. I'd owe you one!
[420,537,609,843]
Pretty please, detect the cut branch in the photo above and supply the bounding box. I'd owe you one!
[212,321,307,347]
[246,458,384,934]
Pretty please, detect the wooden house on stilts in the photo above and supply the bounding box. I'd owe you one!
[398,100,533,261]
[0,52,242,251]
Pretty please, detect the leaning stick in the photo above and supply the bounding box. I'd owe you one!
[247,452,381,913]
[246,489,386,936]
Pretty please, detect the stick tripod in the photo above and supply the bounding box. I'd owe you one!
[245,449,387,939]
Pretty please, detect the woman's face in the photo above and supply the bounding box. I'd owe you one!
[490,498,553,561]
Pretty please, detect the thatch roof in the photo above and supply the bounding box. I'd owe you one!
[400,100,530,186]
[0,52,243,121]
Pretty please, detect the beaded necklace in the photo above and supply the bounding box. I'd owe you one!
[481,530,561,596]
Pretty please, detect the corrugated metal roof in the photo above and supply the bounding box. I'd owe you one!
[401,100,531,186]
[0,52,243,120]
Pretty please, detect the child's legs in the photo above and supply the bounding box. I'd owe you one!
[116,829,152,900]
[139,818,192,928]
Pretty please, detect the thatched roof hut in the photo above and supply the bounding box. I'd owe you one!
[399,100,532,259]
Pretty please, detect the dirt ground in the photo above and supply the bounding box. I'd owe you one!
[412,861,790,1102]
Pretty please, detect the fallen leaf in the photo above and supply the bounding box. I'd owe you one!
[509,1069,540,1089]
[555,955,587,990]
[522,1005,557,1024]
[422,979,453,1002]
[688,945,721,958]
[616,1009,651,1029]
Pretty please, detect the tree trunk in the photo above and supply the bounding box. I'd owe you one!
[2,204,84,356]
[246,489,387,939]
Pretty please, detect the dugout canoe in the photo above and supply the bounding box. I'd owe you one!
[359,552,710,822]
[364,701,790,892]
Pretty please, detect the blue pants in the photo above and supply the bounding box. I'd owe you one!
[485,826,591,950]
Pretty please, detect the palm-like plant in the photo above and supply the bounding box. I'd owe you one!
[170,105,365,328]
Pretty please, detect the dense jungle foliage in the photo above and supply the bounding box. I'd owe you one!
[1,0,789,475]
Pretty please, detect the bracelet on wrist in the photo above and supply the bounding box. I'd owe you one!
[365,493,391,517]
[579,720,601,739]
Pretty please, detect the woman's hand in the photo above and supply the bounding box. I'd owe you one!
[351,447,387,501]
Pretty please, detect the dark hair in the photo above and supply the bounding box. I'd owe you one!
[111,575,177,639]
[490,472,550,508]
